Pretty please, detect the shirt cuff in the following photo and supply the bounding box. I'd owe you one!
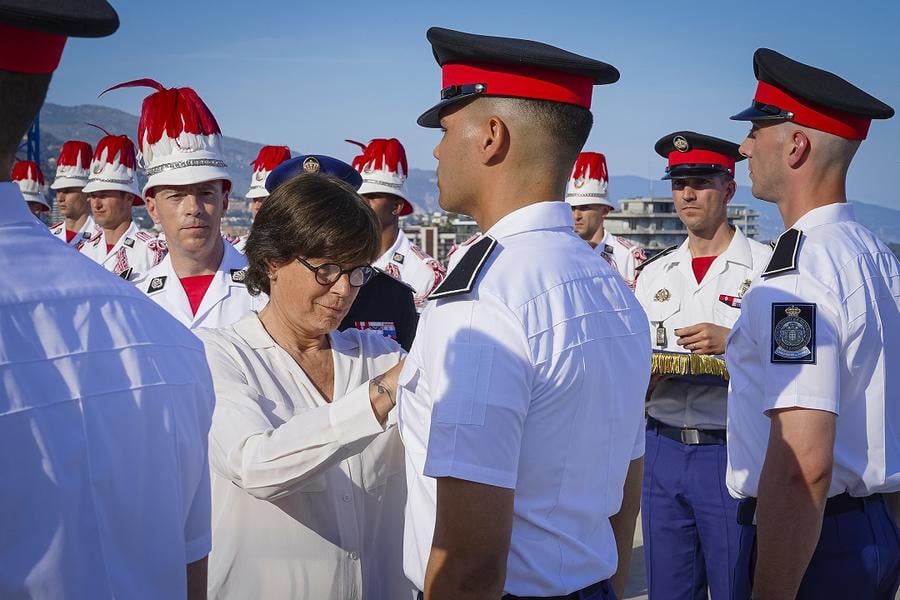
[424,458,517,490]
[329,381,386,444]
[184,533,211,565]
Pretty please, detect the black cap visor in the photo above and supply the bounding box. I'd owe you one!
[730,101,794,122]
[663,164,731,181]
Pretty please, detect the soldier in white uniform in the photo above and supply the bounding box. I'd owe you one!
[399,28,649,600]
[348,137,445,310]
[727,49,900,599]
[105,78,265,329]
[635,131,772,600]
[566,151,646,289]
[11,159,50,219]
[0,4,214,597]
[79,133,166,279]
[234,145,292,253]
[48,140,99,246]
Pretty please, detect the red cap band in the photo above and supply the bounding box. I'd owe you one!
[442,62,593,109]
[0,24,67,74]
[754,80,871,140]
[668,149,735,176]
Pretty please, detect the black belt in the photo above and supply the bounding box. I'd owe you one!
[646,415,726,445]
[737,492,882,526]
[417,580,609,600]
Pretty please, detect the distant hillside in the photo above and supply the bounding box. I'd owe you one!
[32,102,900,243]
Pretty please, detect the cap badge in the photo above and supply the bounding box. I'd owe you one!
[92,162,104,174]
[303,157,321,174]
[254,171,264,181]
[673,136,690,153]
[574,177,586,189]
[654,288,671,302]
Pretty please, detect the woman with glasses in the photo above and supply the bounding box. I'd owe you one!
[196,174,411,599]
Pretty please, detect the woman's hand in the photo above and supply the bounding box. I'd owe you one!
[369,358,406,425]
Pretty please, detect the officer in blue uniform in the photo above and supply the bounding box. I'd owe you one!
[726,49,900,599]
[266,155,418,350]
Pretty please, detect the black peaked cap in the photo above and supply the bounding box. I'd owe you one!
[418,27,619,127]
[0,0,118,37]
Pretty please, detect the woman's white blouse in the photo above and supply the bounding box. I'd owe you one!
[197,313,411,600]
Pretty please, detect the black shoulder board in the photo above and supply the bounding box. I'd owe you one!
[230,269,247,283]
[123,237,135,248]
[635,245,678,272]
[147,275,167,293]
[118,267,133,280]
[428,236,497,300]
[762,228,802,277]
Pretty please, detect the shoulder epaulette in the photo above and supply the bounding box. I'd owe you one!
[762,228,802,277]
[635,244,678,272]
[428,236,497,300]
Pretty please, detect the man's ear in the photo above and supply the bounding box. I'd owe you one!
[723,178,737,204]
[786,129,811,169]
[144,194,160,224]
[480,114,510,166]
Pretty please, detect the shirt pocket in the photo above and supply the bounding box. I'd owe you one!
[432,342,494,426]
[361,428,405,492]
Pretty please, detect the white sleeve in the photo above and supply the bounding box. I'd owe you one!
[423,293,532,489]
[200,332,393,502]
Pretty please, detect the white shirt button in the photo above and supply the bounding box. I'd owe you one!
[349,552,358,560]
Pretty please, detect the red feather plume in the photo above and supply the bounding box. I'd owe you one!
[94,135,137,170]
[57,140,93,168]
[251,146,291,171]
[572,152,608,181]
[12,160,45,185]
[348,138,408,175]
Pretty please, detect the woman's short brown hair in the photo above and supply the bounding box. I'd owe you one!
[244,174,381,296]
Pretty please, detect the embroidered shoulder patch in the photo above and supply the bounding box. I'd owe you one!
[771,303,816,363]
[392,252,405,264]
[147,275,167,293]
[428,236,497,300]
[123,237,135,248]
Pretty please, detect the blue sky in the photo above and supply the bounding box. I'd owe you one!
[47,0,900,208]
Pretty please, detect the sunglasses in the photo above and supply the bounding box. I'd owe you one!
[296,257,375,287]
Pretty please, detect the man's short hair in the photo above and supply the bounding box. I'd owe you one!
[511,98,593,164]
[0,70,51,157]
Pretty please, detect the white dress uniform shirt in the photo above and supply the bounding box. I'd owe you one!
[196,314,411,600]
[398,202,650,596]
[727,203,900,499]
[78,220,167,280]
[49,214,99,247]
[374,230,446,311]
[136,241,266,330]
[635,227,772,429]
[597,229,647,290]
[0,183,214,599]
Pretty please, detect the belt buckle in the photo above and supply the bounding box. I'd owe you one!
[680,428,701,445]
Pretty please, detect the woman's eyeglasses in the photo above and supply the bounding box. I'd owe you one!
[296,257,375,287]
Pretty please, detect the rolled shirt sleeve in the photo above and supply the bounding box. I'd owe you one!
[423,292,533,489]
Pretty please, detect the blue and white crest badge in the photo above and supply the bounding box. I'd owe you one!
[771,303,816,363]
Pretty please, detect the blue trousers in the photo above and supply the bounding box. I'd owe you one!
[731,494,900,599]
[642,425,741,599]
[416,579,614,599]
